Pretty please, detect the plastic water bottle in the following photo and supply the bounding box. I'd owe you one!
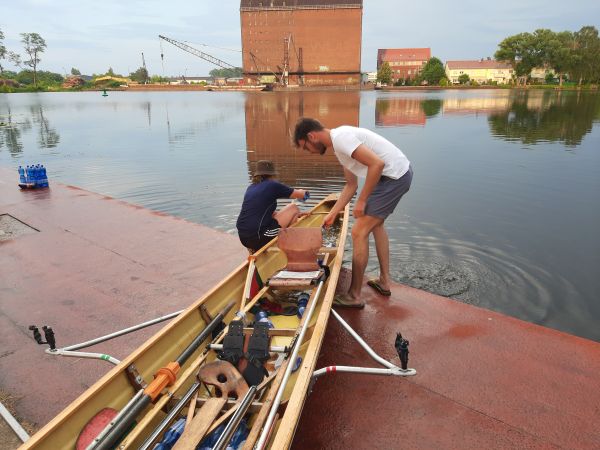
[297,292,310,318]
[255,311,274,329]
[154,417,186,449]
[33,164,41,187]
[40,165,48,187]
[18,166,26,184]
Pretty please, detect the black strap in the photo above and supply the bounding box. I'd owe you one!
[243,321,271,385]
[217,320,244,366]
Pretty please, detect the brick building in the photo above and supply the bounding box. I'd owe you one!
[377,48,431,82]
[240,0,363,86]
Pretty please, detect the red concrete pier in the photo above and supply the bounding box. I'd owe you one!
[1,167,599,448]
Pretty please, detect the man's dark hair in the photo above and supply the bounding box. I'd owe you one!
[293,117,324,146]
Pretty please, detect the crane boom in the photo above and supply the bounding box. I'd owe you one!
[158,35,237,70]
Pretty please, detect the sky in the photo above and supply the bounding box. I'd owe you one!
[1,0,599,77]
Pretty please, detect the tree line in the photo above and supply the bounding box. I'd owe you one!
[496,26,600,86]
[377,25,600,87]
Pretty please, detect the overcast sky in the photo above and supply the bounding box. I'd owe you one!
[2,0,599,77]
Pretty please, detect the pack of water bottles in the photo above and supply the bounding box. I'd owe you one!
[18,164,49,189]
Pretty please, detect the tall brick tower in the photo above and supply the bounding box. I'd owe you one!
[240,0,363,86]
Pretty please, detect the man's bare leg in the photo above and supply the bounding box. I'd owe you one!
[347,215,383,301]
[372,222,391,291]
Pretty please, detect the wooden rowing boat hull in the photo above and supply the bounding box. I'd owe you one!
[21,194,349,450]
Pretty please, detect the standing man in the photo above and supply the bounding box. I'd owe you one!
[293,118,413,308]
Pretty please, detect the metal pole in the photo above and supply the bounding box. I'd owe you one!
[0,400,30,443]
[330,309,396,369]
[255,280,325,450]
[64,310,183,351]
[47,348,120,365]
[312,365,416,378]
[212,386,258,450]
[138,382,201,450]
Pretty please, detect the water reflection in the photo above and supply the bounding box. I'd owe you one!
[244,92,355,193]
[0,106,29,155]
[30,105,60,148]
[488,90,600,147]
[375,90,600,147]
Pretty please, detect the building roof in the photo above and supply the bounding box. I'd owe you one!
[378,48,431,62]
[446,60,512,70]
[240,0,362,9]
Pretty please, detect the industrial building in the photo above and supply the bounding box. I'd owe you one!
[240,0,363,86]
[377,48,431,82]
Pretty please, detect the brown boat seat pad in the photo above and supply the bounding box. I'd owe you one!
[277,227,323,272]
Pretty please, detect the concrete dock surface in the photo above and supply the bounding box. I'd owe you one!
[1,167,599,449]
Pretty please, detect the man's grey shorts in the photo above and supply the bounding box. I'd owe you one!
[365,166,413,219]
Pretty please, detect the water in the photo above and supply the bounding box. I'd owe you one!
[1,89,599,342]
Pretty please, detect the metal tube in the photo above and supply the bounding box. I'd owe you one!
[208,344,287,353]
[212,386,258,450]
[255,280,325,450]
[46,348,120,365]
[138,382,201,450]
[176,302,234,366]
[312,365,417,378]
[91,395,152,450]
[85,389,145,450]
[0,400,30,443]
[330,309,396,369]
[64,310,184,351]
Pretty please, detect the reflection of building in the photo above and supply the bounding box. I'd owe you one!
[442,95,512,115]
[375,98,426,126]
[244,92,359,184]
[445,60,513,84]
[240,1,363,87]
[377,48,431,82]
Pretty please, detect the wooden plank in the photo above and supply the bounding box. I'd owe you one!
[172,397,226,450]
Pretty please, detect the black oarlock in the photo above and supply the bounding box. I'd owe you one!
[29,325,43,345]
[42,326,56,350]
[29,325,56,350]
[395,333,410,370]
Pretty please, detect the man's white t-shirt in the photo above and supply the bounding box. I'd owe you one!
[330,126,410,179]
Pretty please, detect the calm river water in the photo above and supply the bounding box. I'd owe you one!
[1,89,599,341]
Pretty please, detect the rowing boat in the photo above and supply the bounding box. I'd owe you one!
[22,193,349,450]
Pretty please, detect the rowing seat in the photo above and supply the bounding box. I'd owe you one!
[267,227,327,288]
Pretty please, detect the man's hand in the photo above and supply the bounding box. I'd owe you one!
[323,211,336,228]
[353,199,366,218]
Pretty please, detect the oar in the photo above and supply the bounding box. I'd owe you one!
[85,301,235,450]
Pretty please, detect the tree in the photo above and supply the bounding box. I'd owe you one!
[458,73,470,84]
[0,28,6,74]
[209,67,243,79]
[20,33,46,85]
[71,67,81,76]
[376,62,392,85]
[495,32,539,85]
[573,26,600,85]
[545,31,575,86]
[129,67,148,84]
[419,57,446,85]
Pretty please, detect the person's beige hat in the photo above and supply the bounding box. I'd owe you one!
[254,160,277,176]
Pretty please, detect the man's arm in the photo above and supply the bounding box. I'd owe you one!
[351,144,384,218]
[324,168,357,227]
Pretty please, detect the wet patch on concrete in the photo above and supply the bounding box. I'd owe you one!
[392,261,475,302]
[0,214,38,242]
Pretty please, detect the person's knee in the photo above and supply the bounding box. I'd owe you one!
[351,224,370,241]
